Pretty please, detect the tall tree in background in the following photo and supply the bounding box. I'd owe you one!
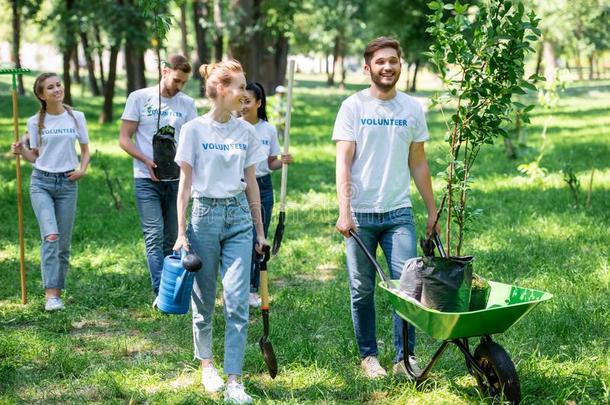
[228,0,301,92]
[192,0,211,95]
[213,0,224,61]
[57,0,79,105]
[527,0,610,82]
[124,0,149,94]
[178,0,189,57]
[98,0,134,123]
[9,0,40,95]
[292,0,365,88]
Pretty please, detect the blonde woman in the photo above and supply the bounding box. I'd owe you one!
[173,60,267,404]
[11,72,90,311]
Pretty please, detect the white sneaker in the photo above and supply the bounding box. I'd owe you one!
[45,297,64,311]
[201,364,224,393]
[393,356,423,378]
[361,356,387,379]
[224,381,253,404]
[248,292,261,308]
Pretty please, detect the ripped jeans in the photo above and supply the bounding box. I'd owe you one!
[30,168,78,290]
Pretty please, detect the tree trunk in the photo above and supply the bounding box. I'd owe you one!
[504,137,516,159]
[327,35,340,86]
[94,25,106,90]
[213,0,224,61]
[100,45,120,123]
[339,53,346,90]
[72,47,81,85]
[63,49,73,106]
[543,40,556,84]
[229,0,255,81]
[180,1,189,58]
[193,0,210,95]
[575,50,583,81]
[273,33,289,91]
[11,0,24,95]
[80,32,101,96]
[404,63,411,92]
[124,40,147,94]
[534,41,543,78]
[410,59,420,92]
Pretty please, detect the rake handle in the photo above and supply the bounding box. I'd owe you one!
[7,71,28,304]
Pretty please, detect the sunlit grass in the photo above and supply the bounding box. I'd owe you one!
[0,75,609,403]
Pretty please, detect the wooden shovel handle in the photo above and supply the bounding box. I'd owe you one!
[279,59,295,212]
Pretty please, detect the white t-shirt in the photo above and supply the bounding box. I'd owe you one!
[121,86,198,179]
[332,89,430,213]
[27,110,89,173]
[175,114,266,198]
[244,119,281,178]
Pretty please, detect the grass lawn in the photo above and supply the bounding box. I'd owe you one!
[0,73,608,404]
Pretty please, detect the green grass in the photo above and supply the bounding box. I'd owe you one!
[0,73,609,404]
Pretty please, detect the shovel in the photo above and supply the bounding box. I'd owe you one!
[1,67,30,304]
[272,59,295,255]
[257,245,278,378]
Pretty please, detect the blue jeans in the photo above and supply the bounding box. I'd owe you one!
[251,174,274,292]
[188,192,253,375]
[30,169,78,290]
[345,207,417,363]
[134,178,178,295]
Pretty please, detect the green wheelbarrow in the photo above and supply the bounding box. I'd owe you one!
[349,230,552,404]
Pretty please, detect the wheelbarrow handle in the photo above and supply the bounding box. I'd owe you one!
[348,230,391,284]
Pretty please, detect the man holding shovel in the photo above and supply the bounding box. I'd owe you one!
[333,37,439,379]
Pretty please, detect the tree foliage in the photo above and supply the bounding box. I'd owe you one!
[426,0,542,255]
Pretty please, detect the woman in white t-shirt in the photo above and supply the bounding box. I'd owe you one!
[10,73,90,312]
[239,82,293,307]
[173,60,268,404]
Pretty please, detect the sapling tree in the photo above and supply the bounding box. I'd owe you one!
[426,0,542,256]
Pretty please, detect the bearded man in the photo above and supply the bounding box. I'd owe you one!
[333,37,439,379]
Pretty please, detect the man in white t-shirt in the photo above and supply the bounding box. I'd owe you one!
[333,37,439,379]
[118,54,198,297]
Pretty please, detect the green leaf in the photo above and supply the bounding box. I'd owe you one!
[428,1,441,10]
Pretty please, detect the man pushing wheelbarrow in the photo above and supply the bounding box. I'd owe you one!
[333,36,439,379]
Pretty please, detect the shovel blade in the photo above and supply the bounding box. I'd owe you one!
[259,337,278,378]
[272,212,286,255]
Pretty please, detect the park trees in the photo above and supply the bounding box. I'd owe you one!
[292,0,366,88]
[8,0,41,95]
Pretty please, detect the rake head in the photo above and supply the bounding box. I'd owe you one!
[0,68,31,75]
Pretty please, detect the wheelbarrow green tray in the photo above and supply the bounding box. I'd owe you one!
[381,280,553,341]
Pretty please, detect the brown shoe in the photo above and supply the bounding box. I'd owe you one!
[361,356,387,379]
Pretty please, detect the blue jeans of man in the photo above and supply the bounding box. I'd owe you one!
[188,192,253,375]
[134,178,178,295]
[345,207,417,364]
[30,169,78,290]
[250,174,274,292]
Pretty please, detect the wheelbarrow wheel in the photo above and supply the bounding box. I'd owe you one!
[473,340,521,404]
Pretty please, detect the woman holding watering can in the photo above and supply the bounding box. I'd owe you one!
[239,82,293,307]
[10,73,90,311]
[173,60,268,405]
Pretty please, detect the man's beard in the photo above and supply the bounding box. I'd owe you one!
[370,70,400,92]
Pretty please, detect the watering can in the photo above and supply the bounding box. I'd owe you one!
[156,250,202,314]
